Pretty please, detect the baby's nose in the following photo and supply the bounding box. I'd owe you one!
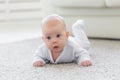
[51,39,57,43]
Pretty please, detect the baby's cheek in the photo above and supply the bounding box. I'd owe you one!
[46,43,51,49]
[60,40,66,46]
[59,40,64,44]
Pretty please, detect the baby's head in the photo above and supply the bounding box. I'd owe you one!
[41,14,69,53]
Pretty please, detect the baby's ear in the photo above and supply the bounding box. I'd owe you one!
[66,32,69,38]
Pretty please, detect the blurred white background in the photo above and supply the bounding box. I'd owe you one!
[1,0,120,44]
[0,0,42,43]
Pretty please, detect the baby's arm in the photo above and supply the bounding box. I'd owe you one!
[75,48,92,67]
[33,46,46,67]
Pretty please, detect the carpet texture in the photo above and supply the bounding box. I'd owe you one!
[0,38,120,80]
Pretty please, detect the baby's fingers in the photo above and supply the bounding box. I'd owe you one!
[33,61,44,67]
[80,60,92,67]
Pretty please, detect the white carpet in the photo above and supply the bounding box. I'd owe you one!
[0,38,120,80]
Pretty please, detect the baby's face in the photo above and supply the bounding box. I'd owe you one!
[42,19,69,53]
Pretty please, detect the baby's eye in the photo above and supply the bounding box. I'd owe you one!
[47,36,51,40]
[56,34,61,38]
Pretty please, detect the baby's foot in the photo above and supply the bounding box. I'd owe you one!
[72,19,85,30]
[72,19,85,36]
[72,19,90,50]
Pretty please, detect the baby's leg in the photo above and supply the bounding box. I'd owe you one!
[72,19,90,50]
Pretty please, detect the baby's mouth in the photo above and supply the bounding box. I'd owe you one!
[53,46,59,49]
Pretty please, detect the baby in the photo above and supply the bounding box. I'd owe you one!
[33,14,92,67]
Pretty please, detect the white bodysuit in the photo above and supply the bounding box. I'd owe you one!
[33,20,91,65]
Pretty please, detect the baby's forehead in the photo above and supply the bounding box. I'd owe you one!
[42,19,65,33]
[43,26,64,36]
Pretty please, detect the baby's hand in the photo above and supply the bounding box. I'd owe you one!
[80,60,92,67]
[33,61,44,67]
